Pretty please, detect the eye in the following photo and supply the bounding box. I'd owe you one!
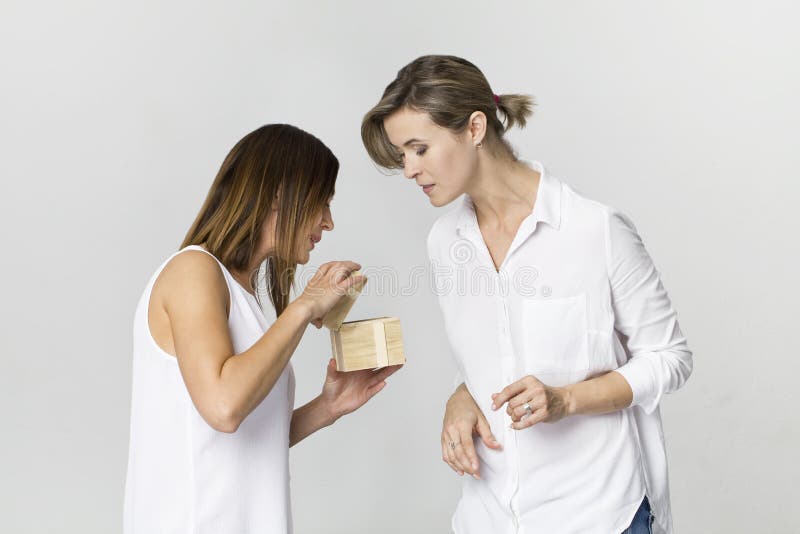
[415,147,427,156]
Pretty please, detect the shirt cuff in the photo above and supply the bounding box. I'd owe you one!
[615,354,661,414]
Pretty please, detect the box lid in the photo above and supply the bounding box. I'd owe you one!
[321,271,366,331]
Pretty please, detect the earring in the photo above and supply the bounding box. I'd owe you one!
[476,141,483,148]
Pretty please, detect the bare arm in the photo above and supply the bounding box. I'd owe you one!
[290,397,335,447]
[563,370,632,415]
[163,251,362,432]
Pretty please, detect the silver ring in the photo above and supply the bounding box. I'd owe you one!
[522,402,533,417]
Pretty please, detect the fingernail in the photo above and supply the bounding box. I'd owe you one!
[491,404,497,410]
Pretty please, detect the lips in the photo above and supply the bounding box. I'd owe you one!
[421,184,435,195]
[309,235,321,249]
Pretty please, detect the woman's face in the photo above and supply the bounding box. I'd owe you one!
[383,107,479,207]
[293,199,334,265]
[254,197,334,266]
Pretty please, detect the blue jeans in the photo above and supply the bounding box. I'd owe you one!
[621,496,653,534]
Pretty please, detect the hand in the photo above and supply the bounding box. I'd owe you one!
[319,358,402,422]
[491,375,571,430]
[441,384,502,479]
[297,261,366,328]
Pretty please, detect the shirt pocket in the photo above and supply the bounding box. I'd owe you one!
[520,293,590,376]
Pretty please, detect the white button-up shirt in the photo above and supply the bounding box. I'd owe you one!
[427,161,692,534]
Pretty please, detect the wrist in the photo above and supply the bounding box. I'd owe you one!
[314,395,339,426]
[561,385,578,416]
[290,297,314,324]
[447,384,469,407]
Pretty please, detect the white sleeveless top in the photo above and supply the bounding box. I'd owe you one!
[123,245,296,534]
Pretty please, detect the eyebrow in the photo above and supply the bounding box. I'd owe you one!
[402,138,426,147]
[391,138,427,149]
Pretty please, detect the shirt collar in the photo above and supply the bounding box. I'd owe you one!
[456,160,562,234]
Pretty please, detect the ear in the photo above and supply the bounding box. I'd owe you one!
[467,111,488,147]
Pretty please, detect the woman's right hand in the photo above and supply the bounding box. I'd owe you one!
[297,261,365,328]
[442,383,503,478]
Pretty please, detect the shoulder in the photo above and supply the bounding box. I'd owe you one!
[560,179,614,220]
[155,249,230,313]
[426,201,464,258]
[554,176,639,236]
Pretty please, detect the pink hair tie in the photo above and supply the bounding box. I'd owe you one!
[493,94,500,104]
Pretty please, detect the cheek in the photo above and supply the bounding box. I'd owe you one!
[436,145,475,186]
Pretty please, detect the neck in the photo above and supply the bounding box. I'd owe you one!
[231,252,274,296]
[230,268,256,295]
[199,242,269,297]
[465,155,541,229]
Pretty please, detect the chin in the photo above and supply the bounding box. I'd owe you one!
[429,191,458,208]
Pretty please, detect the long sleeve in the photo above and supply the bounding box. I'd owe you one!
[605,208,693,414]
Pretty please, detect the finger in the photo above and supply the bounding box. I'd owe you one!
[457,428,480,478]
[373,364,402,382]
[328,262,362,283]
[339,273,367,293]
[311,319,323,329]
[364,380,386,400]
[476,415,502,450]
[442,433,464,476]
[326,358,341,377]
[511,395,545,420]
[444,426,469,475]
[491,380,527,410]
[453,429,478,476]
[508,397,535,422]
[511,407,548,430]
[441,437,462,476]
[336,260,362,272]
[505,392,533,419]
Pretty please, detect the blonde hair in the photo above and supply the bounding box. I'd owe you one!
[182,124,338,316]
[362,55,535,169]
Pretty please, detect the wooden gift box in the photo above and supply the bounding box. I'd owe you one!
[322,272,406,372]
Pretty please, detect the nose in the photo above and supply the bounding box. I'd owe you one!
[403,157,421,180]
[321,206,334,232]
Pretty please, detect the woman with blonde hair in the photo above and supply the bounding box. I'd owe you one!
[362,55,692,534]
[123,124,401,533]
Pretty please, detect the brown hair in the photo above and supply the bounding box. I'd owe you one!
[362,55,535,169]
[181,124,338,315]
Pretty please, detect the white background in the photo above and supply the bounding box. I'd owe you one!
[1,1,798,532]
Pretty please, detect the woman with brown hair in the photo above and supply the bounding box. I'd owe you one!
[362,56,692,534]
[123,124,401,533]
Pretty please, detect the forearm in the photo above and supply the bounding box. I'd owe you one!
[218,300,312,425]
[563,371,633,417]
[290,396,336,447]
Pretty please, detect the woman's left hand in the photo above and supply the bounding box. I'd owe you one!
[491,375,572,430]
[320,358,403,422]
